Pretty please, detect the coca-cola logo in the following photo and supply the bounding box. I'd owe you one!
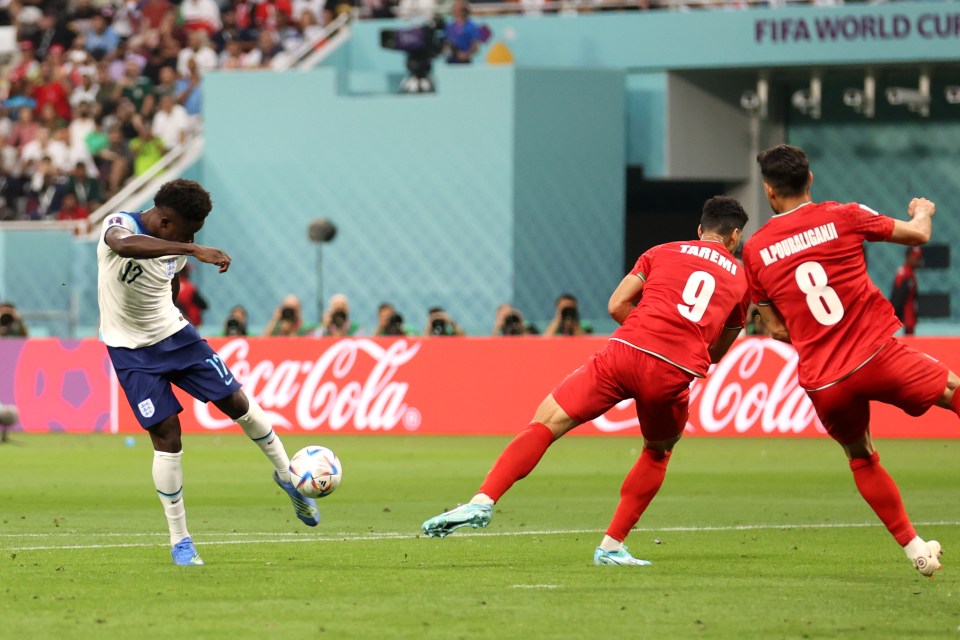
[194,339,422,432]
[591,339,824,436]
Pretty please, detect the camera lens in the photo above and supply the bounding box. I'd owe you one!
[0,313,13,327]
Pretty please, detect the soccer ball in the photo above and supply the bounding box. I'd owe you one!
[289,446,342,498]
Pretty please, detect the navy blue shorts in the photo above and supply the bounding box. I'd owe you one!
[107,325,242,429]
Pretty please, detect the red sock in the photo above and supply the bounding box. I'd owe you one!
[849,452,916,546]
[478,422,555,502]
[604,448,672,542]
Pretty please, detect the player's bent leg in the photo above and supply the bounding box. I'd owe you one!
[215,391,321,527]
[422,395,583,538]
[475,394,579,503]
[842,433,941,575]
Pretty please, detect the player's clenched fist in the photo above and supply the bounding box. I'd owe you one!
[908,198,935,220]
[193,246,232,272]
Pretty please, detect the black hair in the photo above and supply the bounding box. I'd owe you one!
[154,179,212,222]
[555,293,577,305]
[700,196,748,235]
[756,144,810,197]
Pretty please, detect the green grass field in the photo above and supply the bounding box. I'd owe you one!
[2,434,958,639]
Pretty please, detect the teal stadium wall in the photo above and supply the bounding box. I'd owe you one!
[3,3,960,334]
[200,66,625,336]
[790,122,960,322]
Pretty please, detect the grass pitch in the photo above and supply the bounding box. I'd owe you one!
[1,434,958,639]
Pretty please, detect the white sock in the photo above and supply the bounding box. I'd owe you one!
[903,535,928,560]
[469,493,495,505]
[236,399,291,483]
[153,450,190,546]
[599,535,623,552]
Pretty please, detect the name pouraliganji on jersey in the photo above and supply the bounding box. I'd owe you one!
[97,213,188,349]
[756,221,840,266]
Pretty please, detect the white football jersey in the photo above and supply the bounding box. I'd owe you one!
[97,212,188,349]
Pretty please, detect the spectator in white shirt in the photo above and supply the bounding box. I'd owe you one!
[21,127,69,172]
[69,71,100,109]
[152,94,191,149]
[176,30,219,77]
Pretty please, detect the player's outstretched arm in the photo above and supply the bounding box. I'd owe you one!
[888,197,934,247]
[757,304,791,343]
[607,274,644,325]
[105,227,231,273]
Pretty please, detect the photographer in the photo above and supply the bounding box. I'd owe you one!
[319,293,359,338]
[375,302,416,337]
[424,306,465,337]
[493,303,526,337]
[544,293,589,337]
[0,302,29,338]
[263,294,310,337]
[222,304,249,337]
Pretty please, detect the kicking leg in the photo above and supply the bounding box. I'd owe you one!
[421,394,582,538]
[213,390,319,527]
[844,432,941,577]
[475,393,579,503]
[149,415,203,566]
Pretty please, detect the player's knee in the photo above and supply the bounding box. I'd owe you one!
[148,416,183,452]
[643,434,681,455]
[213,390,249,421]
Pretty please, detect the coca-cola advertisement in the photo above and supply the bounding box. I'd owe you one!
[3,336,957,437]
[109,336,960,438]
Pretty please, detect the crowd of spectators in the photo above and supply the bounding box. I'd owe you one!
[0,0,825,224]
[0,0,351,224]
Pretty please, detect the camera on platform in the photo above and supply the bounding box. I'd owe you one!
[380,17,446,94]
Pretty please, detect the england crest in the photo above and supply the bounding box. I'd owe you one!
[138,399,155,418]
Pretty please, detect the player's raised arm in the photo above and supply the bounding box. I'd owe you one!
[888,197,935,247]
[105,227,231,273]
[607,274,644,325]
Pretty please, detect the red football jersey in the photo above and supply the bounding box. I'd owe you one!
[613,240,749,377]
[742,201,898,389]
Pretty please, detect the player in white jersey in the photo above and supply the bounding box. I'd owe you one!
[97,179,320,566]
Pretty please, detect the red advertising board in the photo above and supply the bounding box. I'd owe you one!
[2,336,957,437]
[109,336,960,438]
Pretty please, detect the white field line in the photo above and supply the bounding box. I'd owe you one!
[3,521,959,552]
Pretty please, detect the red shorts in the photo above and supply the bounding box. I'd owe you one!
[552,340,694,441]
[807,338,948,444]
